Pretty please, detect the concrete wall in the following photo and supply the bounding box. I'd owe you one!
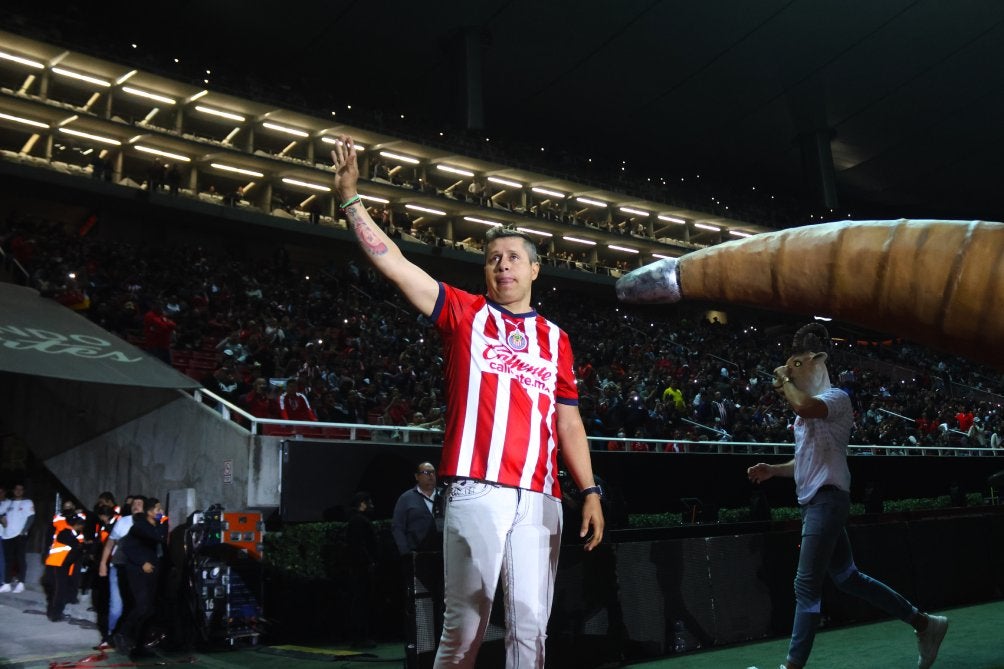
[41,394,280,515]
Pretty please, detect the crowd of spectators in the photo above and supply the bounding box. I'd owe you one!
[3,213,1003,456]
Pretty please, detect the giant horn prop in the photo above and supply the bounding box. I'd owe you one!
[615,219,1004,368]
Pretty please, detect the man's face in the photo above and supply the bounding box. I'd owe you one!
[13,484,24,499]
[131,498,145,514]
[484,237,539,309]
[415,463,437,492]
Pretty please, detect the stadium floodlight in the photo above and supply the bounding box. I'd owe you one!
[134,145,190,162]
[406,204,446,216]
[58,127,121,145]
[729,230,752,238]
[437,164,475,177]
[619,207,649,216]
[657,214,687,224]
[576,196,607,207]
[194,105,246,122]
[282,177,331,192]
[0,112,49,129]
[531,187,565,198]
[359,193,389,204]
[563,236,596,246]
[262,121,309,138]
[464,216,502,226]
[694,223,721,232]
[0,50,44,69]
[379,151,420,164]
[52,67,111,87]
[320,136,366,151]
[122,86,176,105]
[608,244,639,254]
[517,227,552,237]
[487,176,522,188]
[652,253,672,259]
[210,163,264,178]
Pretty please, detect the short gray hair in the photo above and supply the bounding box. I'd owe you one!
[485,227,539,264]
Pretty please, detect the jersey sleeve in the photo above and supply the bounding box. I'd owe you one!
[554,330,579,405]
[432,283,477,335]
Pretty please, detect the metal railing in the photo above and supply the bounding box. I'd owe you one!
[191,388,1003,457]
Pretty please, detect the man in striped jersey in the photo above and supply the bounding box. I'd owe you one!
[332,137,604,668]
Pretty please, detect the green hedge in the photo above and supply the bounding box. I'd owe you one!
[264,494,985,578]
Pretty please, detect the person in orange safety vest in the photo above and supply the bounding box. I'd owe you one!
[46,515,86,622]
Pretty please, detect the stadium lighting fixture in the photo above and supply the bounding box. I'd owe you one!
[194,105,246,122]
[652,253,672,259]
[379,150,420,164]
[437,164,475,177]
[694,223,721,232]
[262,121,309,138]
[134,145,190,162]
[320,136,366,151]
[406,204,446,216]
[359,193,389,204]
[517,227,552,237]
[487,176,522,188]
[115,70,137,85]
[210,163,263,178]
[576,196,607,207]
[57,127,121,145]
[0,112,49,129]
[52,67,111,87]
[187,90,209,103]
[608,244,639,254]
[619,207,649,216]
[658,215,687,224]
[0,50,44,69]
[122,86,176,105]
[282,177,331,192]
[729,230,752,238]
[463,216,502,226]
[531,187,564,198]
[563,236,596,246]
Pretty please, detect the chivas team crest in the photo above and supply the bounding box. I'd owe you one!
[506,329,528,351]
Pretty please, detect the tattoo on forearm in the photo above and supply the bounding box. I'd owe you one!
[346,207,388,256]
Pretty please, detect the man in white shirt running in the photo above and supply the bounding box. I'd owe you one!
[747,323,948,669]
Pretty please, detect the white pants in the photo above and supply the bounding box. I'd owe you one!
[434,480,563,669]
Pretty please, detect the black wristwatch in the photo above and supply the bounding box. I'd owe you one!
[580,485,604,499]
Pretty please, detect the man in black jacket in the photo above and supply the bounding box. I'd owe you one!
[114,497,167,658]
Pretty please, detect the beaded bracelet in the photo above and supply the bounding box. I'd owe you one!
[339,194,362,209]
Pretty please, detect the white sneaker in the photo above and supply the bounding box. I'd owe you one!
[917,614,948,669]
[0,583,10,593]
[11,581,24,594]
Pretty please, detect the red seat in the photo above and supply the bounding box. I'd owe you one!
[323,427,351,439]
[262,424,295,436]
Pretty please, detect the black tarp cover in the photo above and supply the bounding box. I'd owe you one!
[0,283,200,388]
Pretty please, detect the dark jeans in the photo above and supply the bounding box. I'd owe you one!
[119,565,157,649]
[787,487,917,666]
[47,565,74,619]
[3,535,27,583]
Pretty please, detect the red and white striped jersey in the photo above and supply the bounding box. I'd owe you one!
[432,283,578,497]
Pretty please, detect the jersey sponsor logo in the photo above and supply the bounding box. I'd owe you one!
[480,342,556,391]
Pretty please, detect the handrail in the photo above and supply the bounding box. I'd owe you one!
[0,236,30,283]
[191,387,1003,456]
